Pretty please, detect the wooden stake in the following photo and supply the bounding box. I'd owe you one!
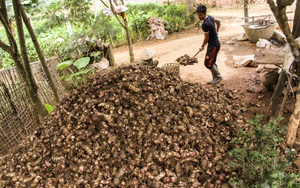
[286,83,300,147]
[278,75,292,117]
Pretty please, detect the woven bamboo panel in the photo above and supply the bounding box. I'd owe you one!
[162,63,180,75]
[0,58,65,154]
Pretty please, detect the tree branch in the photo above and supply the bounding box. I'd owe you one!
[267,0,298,58]
[276,0,295,8]
[0,0,8,21]
[0,4,17,51]
[267,0,281,27]
[0,40,13,55]
[20,4,60,102]
[267,0,300,147]
[99,0,109,8]
[109,0,126,28]
[113,0,119,6]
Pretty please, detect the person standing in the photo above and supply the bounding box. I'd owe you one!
[196,5,222,84]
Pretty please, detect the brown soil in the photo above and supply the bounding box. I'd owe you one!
[112,5,296,122]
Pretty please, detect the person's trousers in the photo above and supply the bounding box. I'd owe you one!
[204,45,220,69]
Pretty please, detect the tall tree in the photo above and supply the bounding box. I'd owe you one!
[100,0,135,63]
[19,5,60,102]
[0,0,47,119]
[266,0,300,147]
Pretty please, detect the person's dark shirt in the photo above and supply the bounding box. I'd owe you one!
[202,15,220,46]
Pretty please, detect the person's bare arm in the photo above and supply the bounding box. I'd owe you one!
[201,32,209,49]
[214,18,221,33]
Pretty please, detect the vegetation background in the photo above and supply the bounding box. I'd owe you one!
[0,0,196,68]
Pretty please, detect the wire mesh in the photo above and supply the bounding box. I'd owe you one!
[0,58,65,154]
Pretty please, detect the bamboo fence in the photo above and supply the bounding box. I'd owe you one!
[0,58,65,154]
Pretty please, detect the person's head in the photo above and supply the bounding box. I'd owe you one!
[140,48,156,61]
[195,5,207,21]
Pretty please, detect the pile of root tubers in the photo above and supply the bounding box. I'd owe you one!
[176,54,198,66]
[0,65,246,187]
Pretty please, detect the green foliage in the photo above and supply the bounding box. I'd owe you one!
[0,54,15,69]
[127,3,195,38]
[56,57,92,86]
[0,2,196,69]
[56,60,72,70]
[162,4,195,33]
[0,25,7,41]
[32,0,57,14]
[22,0,42,13]
[0,23,13,68]
[5,0,51,16]
[229,115,300,188]
[127,10,156,40]
[23,23,71,63]
[61,0,94,24]
[41,0,94,28]
[127,4,161,40]
[44,103,54,113]
[73,57,90,69]
[40,0,66,27]
[38,25,74,59]
[89,13,122,44]
[127,3,164,17]
[55,34,104,88]
[59,35,102,61]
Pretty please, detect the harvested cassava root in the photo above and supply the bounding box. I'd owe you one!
[176,54,198,66]
[0,65,246,187]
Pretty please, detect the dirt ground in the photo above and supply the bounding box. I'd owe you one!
[112,4,296,122]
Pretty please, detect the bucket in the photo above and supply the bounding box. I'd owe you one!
[242,21,276,43]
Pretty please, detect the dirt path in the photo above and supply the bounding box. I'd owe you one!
[112,7,258,84]
[112,4,295,81]
[112,5,296,120]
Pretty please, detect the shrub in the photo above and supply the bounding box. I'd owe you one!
[0,3,196,68]
[229,115,300,187]
[163,4,195,33]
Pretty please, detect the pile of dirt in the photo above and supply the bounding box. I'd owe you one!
[176,54,198,66]
[0,65,247,187]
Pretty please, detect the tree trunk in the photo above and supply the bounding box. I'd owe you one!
[0,0,16,49]
[267,0,300,147]
[286,83,300,147]
[10,53,42,125]
[12,0,48,118]
[105,0,134,63]
[278,75,292,117]
[20,5,60,103]
[107,44,116,67]
[266,70,287,119]
[0,1,44,122]
[136,26,143,41]
[293,0,300,38]
[0,15,29,101]
[244,0,249,23]
[123,17,135,63]
[109,33,115,48]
